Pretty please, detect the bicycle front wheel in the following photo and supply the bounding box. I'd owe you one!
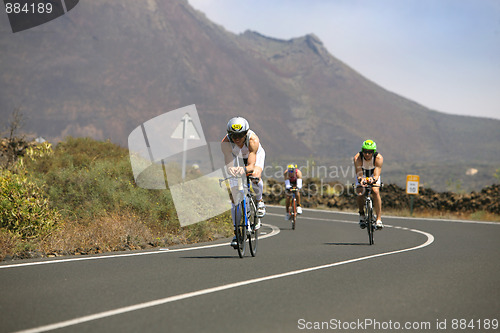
[236,202,247,258]
[366,200,374,245]
[291,196,297,230]
[248,196,258,257]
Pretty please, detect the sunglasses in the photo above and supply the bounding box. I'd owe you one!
[230,132,247,140]
[362,150,374,154]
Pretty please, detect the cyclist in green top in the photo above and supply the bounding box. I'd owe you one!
[353,140,384,229]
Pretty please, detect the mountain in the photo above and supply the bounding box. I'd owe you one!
[1,0,499,190]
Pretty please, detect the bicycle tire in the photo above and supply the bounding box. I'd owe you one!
[366,199,374,245]
[248,196,258,257]
[291,195,296,230]
[236,202,247,258]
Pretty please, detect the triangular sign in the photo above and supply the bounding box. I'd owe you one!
[171,113,200,140]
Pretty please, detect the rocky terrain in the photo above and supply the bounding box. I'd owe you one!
[2,0,499,191]
[263,179,500,216]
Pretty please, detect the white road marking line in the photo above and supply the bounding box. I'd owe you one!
[14,226,434,333]
[267,205,499,225]
[0,224,280,270]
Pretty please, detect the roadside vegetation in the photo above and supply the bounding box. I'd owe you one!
[1,131,498,261]
[0,136,232,261]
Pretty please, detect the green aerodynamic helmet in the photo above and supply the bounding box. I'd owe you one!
[362,139,377,152]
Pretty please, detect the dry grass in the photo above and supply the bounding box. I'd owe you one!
[0,211,233,261]
[41,212,155,256]
[382,208,500,222]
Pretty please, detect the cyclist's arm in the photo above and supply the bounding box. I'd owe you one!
[221,136,234,166]
[353,153,364,183]
[371,154,383,183]
[221,137,245,177]
[284,170,291,189]
[296,169,303,189]
[245,133,260,177]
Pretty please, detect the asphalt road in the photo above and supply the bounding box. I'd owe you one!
[1,206,499,333]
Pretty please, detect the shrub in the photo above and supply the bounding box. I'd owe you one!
[1,137,233,260]
[0,169,61,239]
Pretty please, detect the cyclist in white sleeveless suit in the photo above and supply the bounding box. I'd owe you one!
[353,140,384,229]
[221,117,266,247]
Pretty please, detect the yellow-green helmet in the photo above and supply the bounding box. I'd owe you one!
[362,140,377,152]
[287,164,297,172]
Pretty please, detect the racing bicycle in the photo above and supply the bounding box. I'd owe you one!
[288,187,299,230]
[220,174,259,258]
[353,181,383,245]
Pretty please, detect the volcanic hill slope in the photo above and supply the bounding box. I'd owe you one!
[1,0,499,190]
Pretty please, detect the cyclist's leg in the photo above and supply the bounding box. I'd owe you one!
[355,178,365,213]
[285,193,290,210]
[230,203,239,247]
[356,189,365,213]
[372,185,383,228]
[296,192,302,214]
[285,189,292,221]
[230,184,244,247]
[355,179,366,228]
[251,175,264,201]
[251,147,266,217]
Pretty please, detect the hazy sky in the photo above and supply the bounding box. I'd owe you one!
[188,0,500,120]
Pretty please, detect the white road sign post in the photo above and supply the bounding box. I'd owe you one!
[171,113,201,180]
[406,175,420,216]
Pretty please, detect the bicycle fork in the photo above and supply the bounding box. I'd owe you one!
[365,197,373,223]
[231,198,249,229]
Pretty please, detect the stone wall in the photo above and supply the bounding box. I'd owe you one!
[263,179,500,215]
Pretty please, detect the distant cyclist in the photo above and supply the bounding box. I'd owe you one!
[284,163,303,220]
[353,140,384,229]
[221,117,266,247]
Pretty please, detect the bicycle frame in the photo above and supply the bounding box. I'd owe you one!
[353,182,381,245]
[220,174,259,257]
[364,185,375,245]
[288,188,298,230]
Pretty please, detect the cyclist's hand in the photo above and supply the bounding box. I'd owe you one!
[228,167,245,177]
[360,177,368,186]
[367,177,375,185]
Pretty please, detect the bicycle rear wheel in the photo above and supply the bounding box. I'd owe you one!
[236,202,247,258]
[248,196,258,257]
